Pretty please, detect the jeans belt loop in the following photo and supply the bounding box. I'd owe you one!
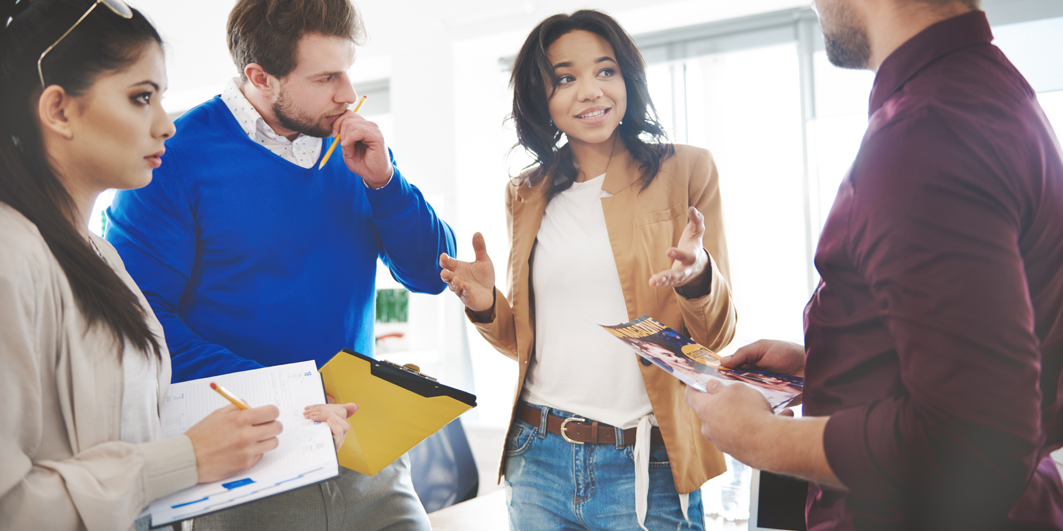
[615,426,625,449]
[537,405,549,439]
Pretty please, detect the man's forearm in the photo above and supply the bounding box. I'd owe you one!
[752,414,846,491]
[365,167,456,293]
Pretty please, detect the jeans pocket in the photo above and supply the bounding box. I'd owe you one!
[624,443,672,468]
[504,422,536,457]
[649,444,672,469]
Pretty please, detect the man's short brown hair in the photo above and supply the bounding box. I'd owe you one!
[227,0,366,82]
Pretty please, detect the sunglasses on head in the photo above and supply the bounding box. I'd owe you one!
[37,0,132,88]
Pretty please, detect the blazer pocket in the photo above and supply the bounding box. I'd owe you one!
[635,203,684,278]
[634,202,685,228]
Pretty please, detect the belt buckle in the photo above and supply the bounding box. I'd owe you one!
[560,417,587,445]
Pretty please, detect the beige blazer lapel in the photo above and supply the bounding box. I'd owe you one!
[509,178,548,368]
[600,148,644,321]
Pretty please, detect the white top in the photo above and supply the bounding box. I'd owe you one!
[118,321,163,444]
[88,234,163,445]
[91,235,164,527]
[522,174,653,428]
[221,78,322,168]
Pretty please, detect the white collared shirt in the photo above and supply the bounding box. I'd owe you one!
[220,78,322,169]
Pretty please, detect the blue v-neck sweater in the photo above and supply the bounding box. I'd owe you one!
[106,96,455,382]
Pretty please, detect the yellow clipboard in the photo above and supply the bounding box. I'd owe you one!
[319,349,477,476]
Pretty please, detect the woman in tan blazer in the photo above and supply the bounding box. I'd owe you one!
[439,9,737,531]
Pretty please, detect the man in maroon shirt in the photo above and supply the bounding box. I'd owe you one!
[685,0,1063,529]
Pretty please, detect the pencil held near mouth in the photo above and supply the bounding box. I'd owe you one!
[319,94,366,170]
[326,96,395,188]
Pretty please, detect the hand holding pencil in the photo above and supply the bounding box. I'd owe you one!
[319,95,366,169]
[321,95,394,189]
[184,386,282,483]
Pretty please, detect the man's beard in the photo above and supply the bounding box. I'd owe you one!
[821,3,870,69]
[272,89,333,138]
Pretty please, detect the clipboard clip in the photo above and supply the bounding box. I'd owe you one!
[377,360,438,382]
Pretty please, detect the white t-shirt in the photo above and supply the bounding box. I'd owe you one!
[521,174,653,428]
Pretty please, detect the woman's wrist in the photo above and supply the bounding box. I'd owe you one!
[467,288,496,322]
[139,435,199,499]
[674,249,713,299]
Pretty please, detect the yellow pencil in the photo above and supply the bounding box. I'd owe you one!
[210,382,250,410]
[319,95,367,170]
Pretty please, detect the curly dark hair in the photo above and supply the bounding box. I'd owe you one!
[509,9,673,201]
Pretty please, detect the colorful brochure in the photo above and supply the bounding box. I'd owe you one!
[597,315,803,410]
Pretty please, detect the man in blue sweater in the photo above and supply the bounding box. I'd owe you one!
[106,0,454,529]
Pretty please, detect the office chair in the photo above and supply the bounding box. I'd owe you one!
[408,418,479,513]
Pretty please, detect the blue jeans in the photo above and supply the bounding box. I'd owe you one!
[504,404,704,531]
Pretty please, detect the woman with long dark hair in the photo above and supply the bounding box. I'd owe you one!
[0,1,352,529]
[440,10,737,530]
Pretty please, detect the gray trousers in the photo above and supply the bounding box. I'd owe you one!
[190,455,429,531]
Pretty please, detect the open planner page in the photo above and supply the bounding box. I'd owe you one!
[149,360,338,526]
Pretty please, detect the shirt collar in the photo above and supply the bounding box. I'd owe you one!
[869,10,993,116]
[220,78,315,146]
[221,78,263,140]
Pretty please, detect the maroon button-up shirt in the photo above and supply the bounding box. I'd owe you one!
[803,11,1063,530]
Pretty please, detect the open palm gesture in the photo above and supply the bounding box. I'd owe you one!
[649,206,710,288]
[439,232,496,313]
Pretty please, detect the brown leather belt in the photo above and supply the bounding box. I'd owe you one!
[517,403,664,445]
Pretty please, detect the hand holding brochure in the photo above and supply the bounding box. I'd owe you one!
[597,315,803,410]
[149,361,338,526]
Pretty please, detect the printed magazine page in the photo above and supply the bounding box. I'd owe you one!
[596,315,803,410]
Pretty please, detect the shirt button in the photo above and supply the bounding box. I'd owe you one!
[640,357,651,366]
